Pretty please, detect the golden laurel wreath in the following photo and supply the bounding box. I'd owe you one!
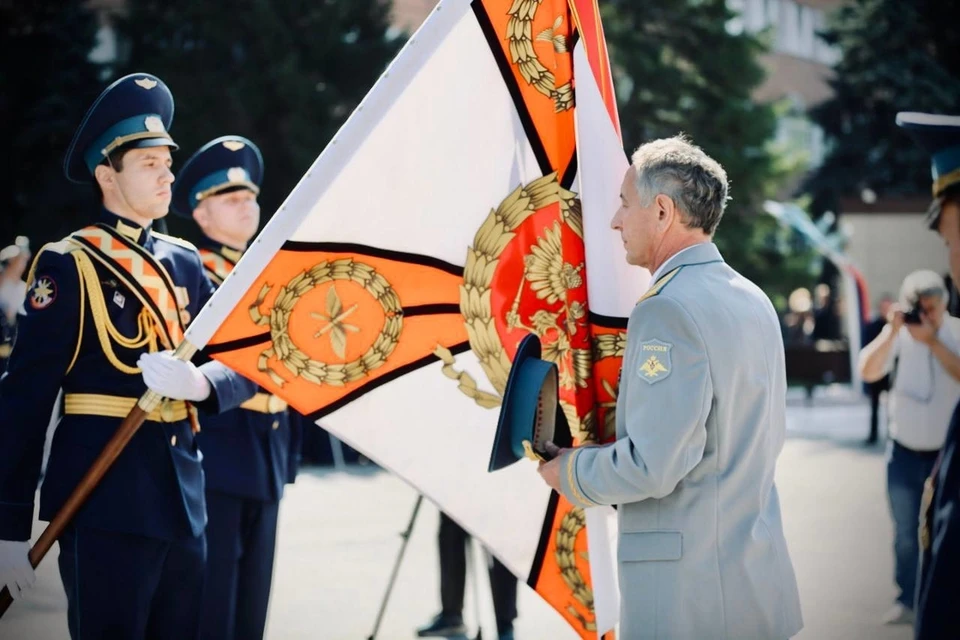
[449,172,593,438]
[507,0,574,113]
[249,258,402,387]
[592,331,628,441]
[556,506,597,632]
[435,173,596,631]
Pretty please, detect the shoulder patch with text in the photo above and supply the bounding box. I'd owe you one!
[638,339,672,384]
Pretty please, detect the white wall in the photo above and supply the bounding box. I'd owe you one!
[844,212,949,307]
[727,0,842,64]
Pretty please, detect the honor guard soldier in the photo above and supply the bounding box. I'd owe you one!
[0,73,258,639]
[897,112,960,640]
[171,135,300,640]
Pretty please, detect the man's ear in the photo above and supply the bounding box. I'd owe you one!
[655,193,677,226]
[192,203,209,231]
[93,164,114,191]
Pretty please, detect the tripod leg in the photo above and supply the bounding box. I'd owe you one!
[367,494,424,640]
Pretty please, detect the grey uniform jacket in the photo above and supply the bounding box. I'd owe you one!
[560,243,803,639]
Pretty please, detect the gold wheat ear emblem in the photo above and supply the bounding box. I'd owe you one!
[536,16,569,53]
[310,286,359,360]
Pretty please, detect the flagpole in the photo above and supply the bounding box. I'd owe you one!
[367,493,423,640]
[0,340,198,618]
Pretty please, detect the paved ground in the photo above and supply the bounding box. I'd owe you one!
[1,388,915,640]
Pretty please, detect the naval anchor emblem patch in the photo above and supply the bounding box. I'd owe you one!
[638,339,672,384]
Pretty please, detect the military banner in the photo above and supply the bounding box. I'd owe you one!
[184,0,647,636]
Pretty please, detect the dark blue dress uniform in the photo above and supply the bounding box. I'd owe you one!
[172,135,300,640]
[0,73,257,640]
[896,111,960,639]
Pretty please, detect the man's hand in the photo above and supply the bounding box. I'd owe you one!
[887,304,905,333]
[0,540,35,600]
[537,441,573,493]
[907,311,938,345]
[138,351,212,401]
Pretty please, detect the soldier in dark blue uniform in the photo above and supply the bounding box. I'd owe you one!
[896,112,960,640]
[171,135,300,640]
[0,73,257,639]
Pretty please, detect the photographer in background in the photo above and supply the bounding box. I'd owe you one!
[859,269,960,625]
[0,236,29,371]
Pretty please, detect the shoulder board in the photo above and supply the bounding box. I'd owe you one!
[39,239,81,256]
[151,231,198,252]
[25,239,82,292]
[637,266,682,304]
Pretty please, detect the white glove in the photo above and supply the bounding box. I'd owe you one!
[0,279,26,316]
[138,350,212,402]
[0,540,35,600]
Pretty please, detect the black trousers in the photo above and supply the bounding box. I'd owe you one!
[58,525,205,640]
[200,491,280,640]
[438,511,517,634]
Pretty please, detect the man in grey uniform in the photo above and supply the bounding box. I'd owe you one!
[538,136,803,639]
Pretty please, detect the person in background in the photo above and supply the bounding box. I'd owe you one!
[862,294,895,444]
[416,511,518,640]
[859,269,960,625]
[171,135,300,640]
[782,287,814,346]
[0,238,29,371]
[812,282,842,342]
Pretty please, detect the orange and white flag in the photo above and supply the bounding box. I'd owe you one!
[185,1,648,636]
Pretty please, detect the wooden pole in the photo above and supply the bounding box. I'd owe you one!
[0,341,197,617]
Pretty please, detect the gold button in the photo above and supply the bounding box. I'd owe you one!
[271,420,279,431]
[170,435,177,447]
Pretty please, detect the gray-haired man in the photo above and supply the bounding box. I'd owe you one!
[538,136,803,639]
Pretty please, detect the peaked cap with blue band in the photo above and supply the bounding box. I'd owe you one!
[63,73,178,184]
[487,334,572,472]
[171,135,264,218]
[896,112,960,197]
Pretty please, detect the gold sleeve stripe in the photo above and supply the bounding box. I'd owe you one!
[240,392,288,414]
[565,448,597,508]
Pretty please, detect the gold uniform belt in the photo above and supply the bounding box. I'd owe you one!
[64,393,189,423]
[239,392,288,414]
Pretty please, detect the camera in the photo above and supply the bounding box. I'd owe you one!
[903,305,923,325]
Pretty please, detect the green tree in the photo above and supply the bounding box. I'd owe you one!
[114,0,404,241]
[1,2,104,248]
[601,0,814,307]
[805,0,960,215]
